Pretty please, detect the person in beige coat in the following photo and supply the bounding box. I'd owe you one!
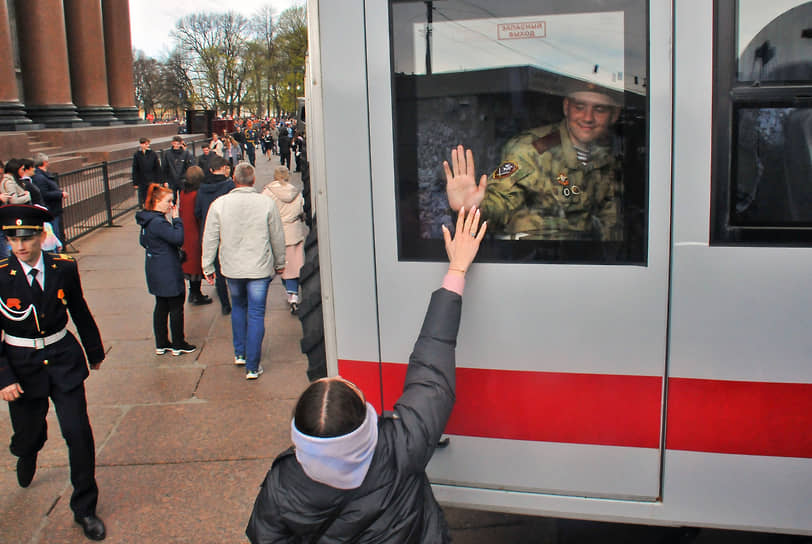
[262,166,308,312]
[2,159,33,204]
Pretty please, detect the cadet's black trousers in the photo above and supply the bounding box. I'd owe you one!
[8,383,98,517]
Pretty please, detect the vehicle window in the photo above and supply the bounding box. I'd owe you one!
[389,0,649,264]
[737,0,812,83]
[712,0,812,243]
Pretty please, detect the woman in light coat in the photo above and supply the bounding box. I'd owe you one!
[2,158,32,204]
[262,166,308,313]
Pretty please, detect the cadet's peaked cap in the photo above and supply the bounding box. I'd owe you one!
[0,204,53,237]
[564,78,623,107]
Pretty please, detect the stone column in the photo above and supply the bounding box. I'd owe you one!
[14,0,86,127]
[102,0,140,123]
[63,0,118,125]
[0,0,39,130]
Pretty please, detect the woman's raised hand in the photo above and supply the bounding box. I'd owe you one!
[442,205,486,276]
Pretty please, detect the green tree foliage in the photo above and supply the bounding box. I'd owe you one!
[132,3,307,118]
[275,6,307,115]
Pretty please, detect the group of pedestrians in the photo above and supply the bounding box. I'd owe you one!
[0,155,68,256]
[134,130,308,381]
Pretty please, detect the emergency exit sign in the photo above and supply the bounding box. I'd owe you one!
[497,21,546,40]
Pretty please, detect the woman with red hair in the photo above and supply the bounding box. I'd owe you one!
[136,184,196,356]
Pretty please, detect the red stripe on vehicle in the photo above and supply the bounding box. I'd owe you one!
[665,377,812,458]
[339,360,812,458]
[339,360,662,449]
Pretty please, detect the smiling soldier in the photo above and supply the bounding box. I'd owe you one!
[446,80,624,241]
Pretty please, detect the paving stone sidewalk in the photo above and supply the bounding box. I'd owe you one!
[0,153,546,544]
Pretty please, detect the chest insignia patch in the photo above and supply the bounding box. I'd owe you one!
[493,161,519,179]
[6,298,21,310]
[9,269,16,276]
[556,173,570,186]
[57,289,67,305]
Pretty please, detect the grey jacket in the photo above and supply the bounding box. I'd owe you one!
[247,288,461,544]
[201,186,287,279]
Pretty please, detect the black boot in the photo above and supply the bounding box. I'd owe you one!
[188,280,212,305]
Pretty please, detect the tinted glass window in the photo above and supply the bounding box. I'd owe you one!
[390,0,649,264]
[733,106,812,226]
[737,0,812,83]
[712,1,812,244]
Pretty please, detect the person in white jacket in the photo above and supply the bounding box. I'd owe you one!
[262,166,308,312]
[202,162,287,379]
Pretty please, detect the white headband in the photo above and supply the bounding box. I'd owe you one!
[291,402,379,490]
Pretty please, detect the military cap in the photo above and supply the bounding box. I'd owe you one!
[563,78,623,107]
[0,204,53,237]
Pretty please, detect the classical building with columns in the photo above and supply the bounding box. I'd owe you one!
[0,0,139,130]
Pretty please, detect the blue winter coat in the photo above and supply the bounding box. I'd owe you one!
[136,210,185,297]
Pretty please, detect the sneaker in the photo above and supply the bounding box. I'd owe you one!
[289,302,298,314]
[155,345,171,355]
[234,356,246,366]
[171,342,197,356]
[246,365,264,380]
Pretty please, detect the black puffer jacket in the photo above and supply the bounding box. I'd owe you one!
[247,288,461,544]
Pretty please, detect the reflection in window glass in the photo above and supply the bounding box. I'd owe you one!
[733,107,812,226]
[390,0,648,264]
[737,0,812,82]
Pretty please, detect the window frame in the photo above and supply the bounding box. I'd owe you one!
[711,0,812,245]
[387,0,652,265]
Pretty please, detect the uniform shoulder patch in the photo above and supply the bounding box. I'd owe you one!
[532,132,561,155]
[492,161,519,179]
[52,253,75,261]
[0,257,8,268]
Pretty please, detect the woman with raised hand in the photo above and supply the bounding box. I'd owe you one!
[136,184,196,357]
[247,205,486,544]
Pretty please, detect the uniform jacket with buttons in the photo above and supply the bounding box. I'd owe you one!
[0,253,104,396]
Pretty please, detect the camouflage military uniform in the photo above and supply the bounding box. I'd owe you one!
[480,120,622,240]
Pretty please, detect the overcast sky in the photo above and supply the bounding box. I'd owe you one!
[129,0,302,58]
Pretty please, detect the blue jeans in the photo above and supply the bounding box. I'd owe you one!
[226,277,271,372]
[283,278,299,294]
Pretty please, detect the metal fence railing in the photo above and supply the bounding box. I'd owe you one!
[55,136,207,244]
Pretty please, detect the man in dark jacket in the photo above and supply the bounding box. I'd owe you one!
[277,129,291,170]
[162,135,195,200]
[131,138,161,208]
[247,207,486,544]
[32,153,68,242]
[194,155,234,314]
[197,143,212,175]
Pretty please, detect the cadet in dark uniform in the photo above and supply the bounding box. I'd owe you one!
[0,205,107,541]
